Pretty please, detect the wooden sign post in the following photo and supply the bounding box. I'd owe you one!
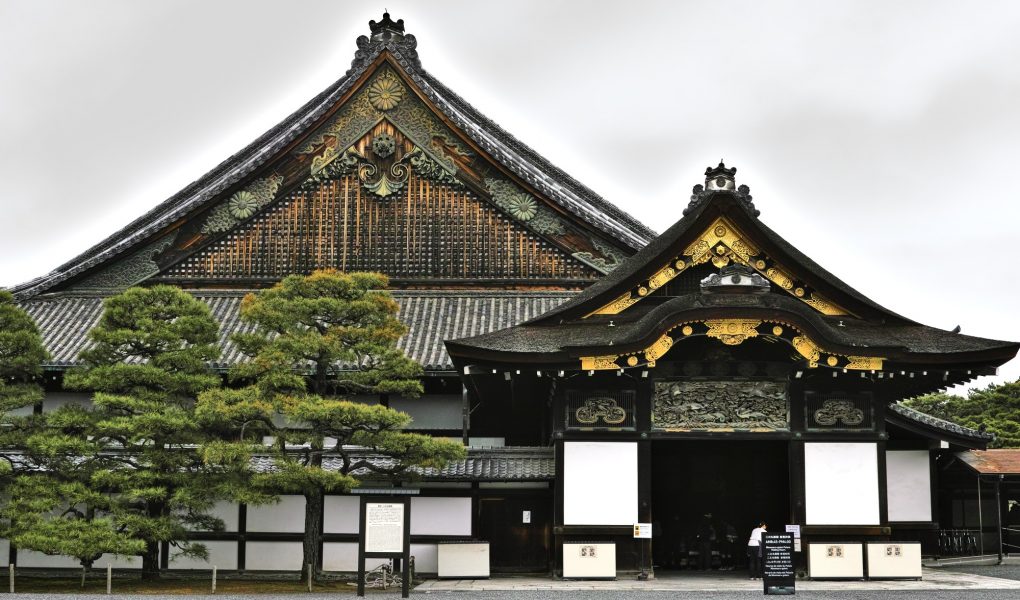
[762,532,796,595]
[357,496,411,598]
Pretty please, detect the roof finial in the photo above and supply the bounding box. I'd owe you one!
[369,11,405,43]
[705,161,737,191]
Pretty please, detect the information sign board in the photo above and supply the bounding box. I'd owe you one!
[357,496,411,598]
[365,502,404,553]
[762,532,796,595]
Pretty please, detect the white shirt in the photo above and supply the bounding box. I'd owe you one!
[748,527,766,546]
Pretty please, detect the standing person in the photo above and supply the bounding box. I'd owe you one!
[697,512,717,570]
[747,521,767,579]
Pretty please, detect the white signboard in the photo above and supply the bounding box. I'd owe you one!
[805,442,880,525]
[563,441,638,525]
[365,502,405,554]
[633,523,652,539]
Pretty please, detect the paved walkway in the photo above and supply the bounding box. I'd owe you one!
[415,567,1020,592]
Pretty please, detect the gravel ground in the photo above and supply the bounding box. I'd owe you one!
[937,562,1020,581]
[7,592,1020,599]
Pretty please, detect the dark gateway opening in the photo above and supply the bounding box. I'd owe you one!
[651,440,790,573]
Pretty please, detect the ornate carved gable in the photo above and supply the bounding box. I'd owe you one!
[17,16,652,300]
[158,120,602,283]
[588,214,849,316]
[131,64,625,288]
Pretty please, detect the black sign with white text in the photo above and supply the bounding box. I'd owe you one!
[762,532,796,595]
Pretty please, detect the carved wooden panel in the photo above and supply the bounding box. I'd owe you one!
[652,380,788,431]
[565,389,636,430]
[164,174,598,282]
[804,391,874,431]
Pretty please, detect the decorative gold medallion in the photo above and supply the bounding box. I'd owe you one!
[367,71,405,111]
[705,319,762,345]
[682,325,694,336]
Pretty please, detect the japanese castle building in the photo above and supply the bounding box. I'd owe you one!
[5,13,1017,577]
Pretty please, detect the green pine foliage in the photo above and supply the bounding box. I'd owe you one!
[200,270,465,580]
[57,286,231,579]
[902,380,1020,448]
[0,289,48,478]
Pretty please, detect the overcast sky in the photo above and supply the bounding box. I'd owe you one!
[2,0,1019,391]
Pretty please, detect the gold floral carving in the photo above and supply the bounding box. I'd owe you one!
[367,71,405,111]
[648,266,676,290]
[705,319,762,345]
[765,267,794,290]
[792,336,822,364]
[580,355,621,371]
[644,334,674,361]
[845,356,884,370]
[576,318,883,371]
[587,292,639,316]
[804,294,842,316]
[585,214,851,318]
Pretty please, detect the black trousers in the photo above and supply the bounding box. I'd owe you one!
[747,545,761,577]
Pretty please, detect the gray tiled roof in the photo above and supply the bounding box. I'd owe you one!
[3,446,556,482]
[21,290,573,372]
[250,446,554,481]
[888,402,994,444]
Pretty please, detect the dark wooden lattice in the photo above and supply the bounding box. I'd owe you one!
[165,175,598,281]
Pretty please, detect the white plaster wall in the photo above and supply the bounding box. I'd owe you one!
[244,541,303,571]
[410,543,438,573]
[246,496,305,533]
[16,550,86,568]
[188,501,239,532]
[563,441,638,525]
[410,497,472,536]
[94,554,140,569]
[168,541,237,570]
[886,450,932,522]
[805,443,880,525]
[322,543,388,572]
[16,550,141,569]
[323,496,360,534]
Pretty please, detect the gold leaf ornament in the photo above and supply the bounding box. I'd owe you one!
[368,72,405,111]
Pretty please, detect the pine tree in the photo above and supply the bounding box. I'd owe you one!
[0,289,48,479]
[903,380,1020,448]
[204,270,465,581]
[62,285,228,579]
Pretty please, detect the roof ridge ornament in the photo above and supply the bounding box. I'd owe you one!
[683,162,760,217]
[351,12,420,74]
[700,263,770,294]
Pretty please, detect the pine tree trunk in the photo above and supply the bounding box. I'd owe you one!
[141,541,160,580]
[302,488,324,583]
[141,501,163,580]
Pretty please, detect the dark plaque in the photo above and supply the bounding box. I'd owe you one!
[762,532,795,595]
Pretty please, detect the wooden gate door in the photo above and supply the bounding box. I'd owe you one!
[477,491,551,573]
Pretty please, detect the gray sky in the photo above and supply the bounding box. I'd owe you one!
[2,0,1019,390]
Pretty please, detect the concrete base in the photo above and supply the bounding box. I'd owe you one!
[415,568,1020,592]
